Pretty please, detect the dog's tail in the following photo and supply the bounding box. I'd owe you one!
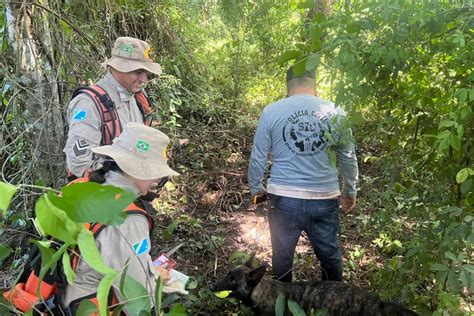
[380,301,418,316]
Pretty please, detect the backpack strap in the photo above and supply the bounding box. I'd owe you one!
[71,85,122,145]
[135,90,156,126]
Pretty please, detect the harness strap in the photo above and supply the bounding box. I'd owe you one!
[71,85,122,146]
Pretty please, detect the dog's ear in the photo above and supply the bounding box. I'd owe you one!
[248,265,266,285]
[245,253,256,268]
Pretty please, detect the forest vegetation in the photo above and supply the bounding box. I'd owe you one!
[0,0,472,315]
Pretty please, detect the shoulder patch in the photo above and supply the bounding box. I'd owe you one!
[73,110,87,121]
[132,238,149,256]
[73,139,89,156]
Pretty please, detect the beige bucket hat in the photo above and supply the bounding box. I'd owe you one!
[91,123,179,180]
[102,37,162,75]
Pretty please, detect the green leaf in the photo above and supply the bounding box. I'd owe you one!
[438,120,455,128]
[50,183,135,225]
[155,277,163,315]
[97,271,119,316]
[445,251,458,262]
[292,58,307,76]
[431,263,449,271]
[121,275,151,314]
[456,168,470,184]
[78,228,115,274]
[447,270,461,293]
[312,13,326,24]
[460,179,472,195]
[62,251,76,285]
[436,270,448,288]
[0,181,17,217]
[460,268,470,289]
[38,243,69,298]
[277,50,302,65]
[457,89,468,103]
[306,53,320,71]
[449,133,461,151]
[437,136,450,152]
[165,303,187,316]
[297,1,317,9]
[35,194,80,245]
[310,27,322,51]
[76,300,98,315]
[288,299,306,316]
[275,293,286,316]
[0,245,12,261]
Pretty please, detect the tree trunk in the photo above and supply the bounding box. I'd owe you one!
[7,0,65,188]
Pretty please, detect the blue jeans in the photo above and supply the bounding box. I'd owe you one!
[268,195,342,282]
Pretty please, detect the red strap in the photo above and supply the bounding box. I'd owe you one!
[78,85,121,145]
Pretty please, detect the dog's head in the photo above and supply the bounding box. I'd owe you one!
[209,254,266,301]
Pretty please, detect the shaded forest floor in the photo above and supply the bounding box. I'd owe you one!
[148,123,396,314]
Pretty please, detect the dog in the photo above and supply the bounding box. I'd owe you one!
[210,256,418,316]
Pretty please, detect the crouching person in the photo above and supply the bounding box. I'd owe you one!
[62,122,179,314]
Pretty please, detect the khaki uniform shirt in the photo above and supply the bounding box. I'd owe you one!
[62,171,157,311]
[63,72,147,177]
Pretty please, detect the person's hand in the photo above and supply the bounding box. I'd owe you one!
[153,265,170,282]
[340,195,356,214]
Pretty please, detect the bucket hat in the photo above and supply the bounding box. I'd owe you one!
[102,37,162,75]
[92,123,179,180]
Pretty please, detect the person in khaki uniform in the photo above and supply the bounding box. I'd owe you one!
[62,123,179,314]
[64,37,162,179]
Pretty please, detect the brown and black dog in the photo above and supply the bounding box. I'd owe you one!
[210,256,418,316]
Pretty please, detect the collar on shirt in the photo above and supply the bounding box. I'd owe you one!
[104,71,135,102]
[104,170,141,196]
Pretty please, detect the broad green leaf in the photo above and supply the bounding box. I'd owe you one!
[0,181,17,217]
[30,240,56,272]
[49,183,135,225]
[97,271,119,316]
[288,299,306,316]
[38,243,69,299]
[35,194,81,245]
[277,50,302,65]
[312,13,326,24]
[438,120,455,128]
[456,168,470,184]
[165,303,187,316]
[62,251,76,285]
[431,263,449,271]
[292,58,307,76]
[275,293,286,316]
[460,179,472,195]
[460,269,470,289]
[306,53,320,71]
[463,265,474,273]
[436,270,448,288]
[445,251,458,262]
[121,275,151,315]
[437,136,450,152]
[447,270,460,293]
[449,133,461,151]
[76,300,98,316]
[457,89,468,103]
[310,27,322,51]
[78,229,115,274]
[0,245,12,261]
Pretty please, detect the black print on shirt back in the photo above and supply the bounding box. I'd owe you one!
[282,109,330,156]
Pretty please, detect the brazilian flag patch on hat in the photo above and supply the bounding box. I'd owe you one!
[136,140,150,152]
